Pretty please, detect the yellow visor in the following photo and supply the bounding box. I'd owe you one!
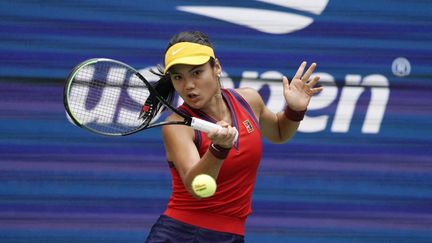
[164,42,215,74]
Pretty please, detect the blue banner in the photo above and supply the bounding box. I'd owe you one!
[1,1,431,242]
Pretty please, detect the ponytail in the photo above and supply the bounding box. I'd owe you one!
[149,65,175,113]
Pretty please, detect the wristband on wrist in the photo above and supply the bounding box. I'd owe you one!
[284,105,306,121]
[209,143,231,160]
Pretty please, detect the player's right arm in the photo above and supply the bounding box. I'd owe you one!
[162,113,229,195]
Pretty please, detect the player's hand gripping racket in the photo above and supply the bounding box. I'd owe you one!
[64,58,238,140]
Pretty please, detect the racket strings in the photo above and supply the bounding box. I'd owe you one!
[68,61,152,135]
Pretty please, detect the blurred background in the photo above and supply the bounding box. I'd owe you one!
[1,0,431,242]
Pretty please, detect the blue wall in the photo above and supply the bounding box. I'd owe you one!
[1,1,431,242]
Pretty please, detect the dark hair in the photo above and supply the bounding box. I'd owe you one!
[151,31,215,111]
[165,30,213,52]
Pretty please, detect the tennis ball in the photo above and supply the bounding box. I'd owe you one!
[192,174,217,198]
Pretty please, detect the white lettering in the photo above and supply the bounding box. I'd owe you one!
[331,74,390,133]
[68,66,124,125]
[68,65,390,135]
[361,74,389,133]
[118,74,149,127]
[331,75,364,133]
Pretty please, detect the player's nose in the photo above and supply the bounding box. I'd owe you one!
[184,79,196,90]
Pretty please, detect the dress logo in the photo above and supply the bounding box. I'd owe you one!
[243,120,254,133]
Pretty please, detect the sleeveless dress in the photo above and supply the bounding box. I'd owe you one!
[164,89,263,236]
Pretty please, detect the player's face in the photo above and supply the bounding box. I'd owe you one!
[169,61,221,110]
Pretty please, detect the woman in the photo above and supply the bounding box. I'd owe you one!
[146,31,322,243]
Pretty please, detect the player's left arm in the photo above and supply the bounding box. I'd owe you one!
[236,87,299,143]
[237,61,322,143]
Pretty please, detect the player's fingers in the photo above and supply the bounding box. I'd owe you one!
[282,76,290,90]
[207,129,218,139]
[302,63,317,82]
[216,120,229,128]
[307,75,320,87]
[216,126,229,137]
[228,126,237,142]
[312,86,324,94]
[218,126,235,147]
[293,61,307,79]
[221,126,236,140]
[224,126,232,138]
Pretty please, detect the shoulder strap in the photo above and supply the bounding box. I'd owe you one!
[223,89,259,128]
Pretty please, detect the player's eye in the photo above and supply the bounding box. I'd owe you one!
[192,70,203,76]
[171,75,182,81]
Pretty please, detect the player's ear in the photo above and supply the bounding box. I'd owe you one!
[213,58,222,76]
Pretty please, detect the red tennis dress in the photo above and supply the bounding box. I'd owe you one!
[164,89,263,236]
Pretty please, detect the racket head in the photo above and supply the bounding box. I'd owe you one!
[64,58,158,136]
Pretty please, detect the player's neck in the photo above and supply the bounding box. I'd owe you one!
[201,93,231,124]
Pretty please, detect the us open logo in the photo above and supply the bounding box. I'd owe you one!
[177,0,329,34]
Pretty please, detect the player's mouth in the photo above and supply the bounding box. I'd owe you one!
[187,93,199,101]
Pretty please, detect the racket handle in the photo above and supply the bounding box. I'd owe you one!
[190,117,239,142]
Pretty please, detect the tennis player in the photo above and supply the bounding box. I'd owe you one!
[145,31,322,243]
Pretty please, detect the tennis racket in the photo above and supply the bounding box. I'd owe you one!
[64,58,238,139]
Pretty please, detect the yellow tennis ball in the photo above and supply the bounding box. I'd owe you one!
[192,174,217,198]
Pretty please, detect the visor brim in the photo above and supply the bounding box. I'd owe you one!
[164,56,211,74]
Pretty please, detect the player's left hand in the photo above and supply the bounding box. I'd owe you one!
[282,61,323,111]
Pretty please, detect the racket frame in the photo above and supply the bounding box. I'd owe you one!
[64,58,213,136]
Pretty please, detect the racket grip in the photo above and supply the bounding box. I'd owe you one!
[190,117,239,142]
